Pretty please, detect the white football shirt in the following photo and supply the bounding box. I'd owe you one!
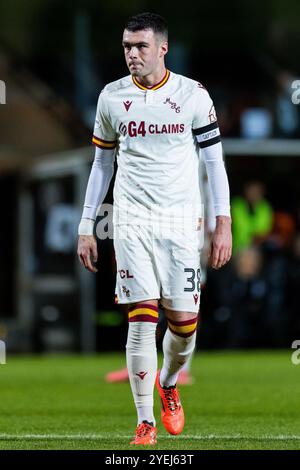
[92,70,221,227]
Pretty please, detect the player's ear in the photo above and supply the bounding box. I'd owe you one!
[159,41,168,57]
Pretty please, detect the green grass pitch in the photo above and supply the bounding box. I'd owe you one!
[0,351,299,450]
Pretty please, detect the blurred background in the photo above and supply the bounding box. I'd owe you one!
[0,0,300,354]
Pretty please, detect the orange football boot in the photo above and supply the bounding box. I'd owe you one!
[130,421,157,445]
[155,371,185,435]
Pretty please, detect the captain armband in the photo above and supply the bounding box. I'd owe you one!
[192,121,221,148]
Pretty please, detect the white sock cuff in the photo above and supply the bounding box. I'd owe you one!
[126,321,157,349]
[164,327,197,354]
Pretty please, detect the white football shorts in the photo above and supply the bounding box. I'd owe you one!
[113,224,203,313]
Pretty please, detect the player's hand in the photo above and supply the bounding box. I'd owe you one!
[208,216,232,269]
[77,235,98,273]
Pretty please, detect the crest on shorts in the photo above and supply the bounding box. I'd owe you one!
[122,285,131,297]
[193,294,199,305]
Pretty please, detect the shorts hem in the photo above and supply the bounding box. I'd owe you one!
[160,300,200,314]
[116,295,160,305]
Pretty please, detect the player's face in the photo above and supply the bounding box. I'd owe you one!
[122,29,168,78]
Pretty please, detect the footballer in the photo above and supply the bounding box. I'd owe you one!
[78,12,232,445]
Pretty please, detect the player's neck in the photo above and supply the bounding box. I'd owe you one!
[136,66,167,88]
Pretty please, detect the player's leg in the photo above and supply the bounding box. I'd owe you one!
[154,227,201,435]
[113,225,160,444]
[127,299,159,445]
[155,309,198,435]
[105,305,167,384]
[156,231,200,389]
[126,299,159,428]
[171,252,207,385]
[159,309,198,388]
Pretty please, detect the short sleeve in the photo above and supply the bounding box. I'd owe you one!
[92,90,118,150]
[192,85,221,149]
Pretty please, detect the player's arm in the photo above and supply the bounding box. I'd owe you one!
[193,88,232,269]
[77,146,116,272]
[77,90,117,273]
[198,160,215,272]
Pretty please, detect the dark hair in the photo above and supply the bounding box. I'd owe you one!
[124,13,168,39]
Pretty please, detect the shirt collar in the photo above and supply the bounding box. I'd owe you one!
[132,69,170,91]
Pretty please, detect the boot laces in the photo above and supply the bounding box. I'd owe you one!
[163,387,179,413]
[136,422,153,437]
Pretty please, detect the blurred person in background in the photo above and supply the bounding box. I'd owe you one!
[231,180,273,254]
[77,13,231,445]
[267,210,296,252]
[210,241,289,348]
[225,247,268,348]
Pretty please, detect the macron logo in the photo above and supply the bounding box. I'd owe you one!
[123,100,132,112]
[136,371,148,380]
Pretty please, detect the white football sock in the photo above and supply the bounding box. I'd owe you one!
[136,406,155,426]
[182,353,193,372]
[126,321,157,425]
[160,328,197,388]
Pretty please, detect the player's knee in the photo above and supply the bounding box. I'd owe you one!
[127,301,159,324]
[166,311,198,339]
[126,303,158,349]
